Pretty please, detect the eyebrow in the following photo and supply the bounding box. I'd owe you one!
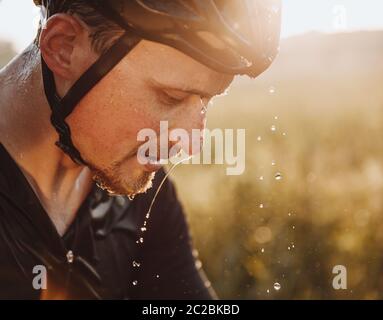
[149,78,215,99]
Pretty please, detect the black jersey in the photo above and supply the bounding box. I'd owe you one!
[0,143,214,299]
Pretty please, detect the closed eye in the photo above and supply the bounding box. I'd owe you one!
[159,89,190,106]
[165,93,186,105]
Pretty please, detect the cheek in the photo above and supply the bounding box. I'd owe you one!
[68,85,161,166]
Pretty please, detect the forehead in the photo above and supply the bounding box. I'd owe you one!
[121,40,234,96]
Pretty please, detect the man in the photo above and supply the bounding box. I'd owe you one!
[0,0,281,299]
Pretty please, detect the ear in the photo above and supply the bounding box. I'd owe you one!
[39,14,88,81]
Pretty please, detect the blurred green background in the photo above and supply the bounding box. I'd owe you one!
[2,30,383,299]
[170,31,383,300]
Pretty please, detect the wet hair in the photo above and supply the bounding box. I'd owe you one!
[34,0,130,55]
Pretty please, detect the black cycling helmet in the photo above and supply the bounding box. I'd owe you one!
[34,0,282,165]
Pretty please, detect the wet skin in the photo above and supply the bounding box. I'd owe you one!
[0,14,233,235]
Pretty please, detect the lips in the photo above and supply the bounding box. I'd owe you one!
[136,141,185,172]
[135,152,166,172]
[142,157,163,172]
[143,161,163,172]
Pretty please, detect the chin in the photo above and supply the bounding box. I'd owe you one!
[94,170,156,197]
[89,160,156,197]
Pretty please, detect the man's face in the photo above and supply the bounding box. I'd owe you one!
[67,40,233,196]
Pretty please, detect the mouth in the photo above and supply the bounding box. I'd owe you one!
[135,150,166,172]
[134,140,185,172]
[141,156,164,172]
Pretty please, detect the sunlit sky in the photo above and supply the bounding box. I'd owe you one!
[1,0,383,52]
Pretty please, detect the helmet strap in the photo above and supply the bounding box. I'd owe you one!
[41,32,141,166]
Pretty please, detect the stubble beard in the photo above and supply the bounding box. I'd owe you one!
[88,160,156,197]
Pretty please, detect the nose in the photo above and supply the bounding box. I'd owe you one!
[172,96,208,157]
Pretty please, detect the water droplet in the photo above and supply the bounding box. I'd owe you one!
[288,246,291,250]
[271,160,276,166]
[269,86,275,94]
[259,204,264,209]
[274,282,281,291]
[292,226,296,230]
[200,104,208,115]
[271,125,277,132]
[261,248,265,253]
[241,57,252,67]
[257,136,262,142]
[132,261,141,268]
[137,161,184,249]
[282,132,287,136]
[274,116,278,120]
[132,280,138,286]
[266,289,270,294]
[66,250,74,264]
[259,176,264,181]
[156,274,160,279]
[141,227,147,232]
[275,172,283,180]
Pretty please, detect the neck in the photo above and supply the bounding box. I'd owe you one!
[0,43,93,236]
